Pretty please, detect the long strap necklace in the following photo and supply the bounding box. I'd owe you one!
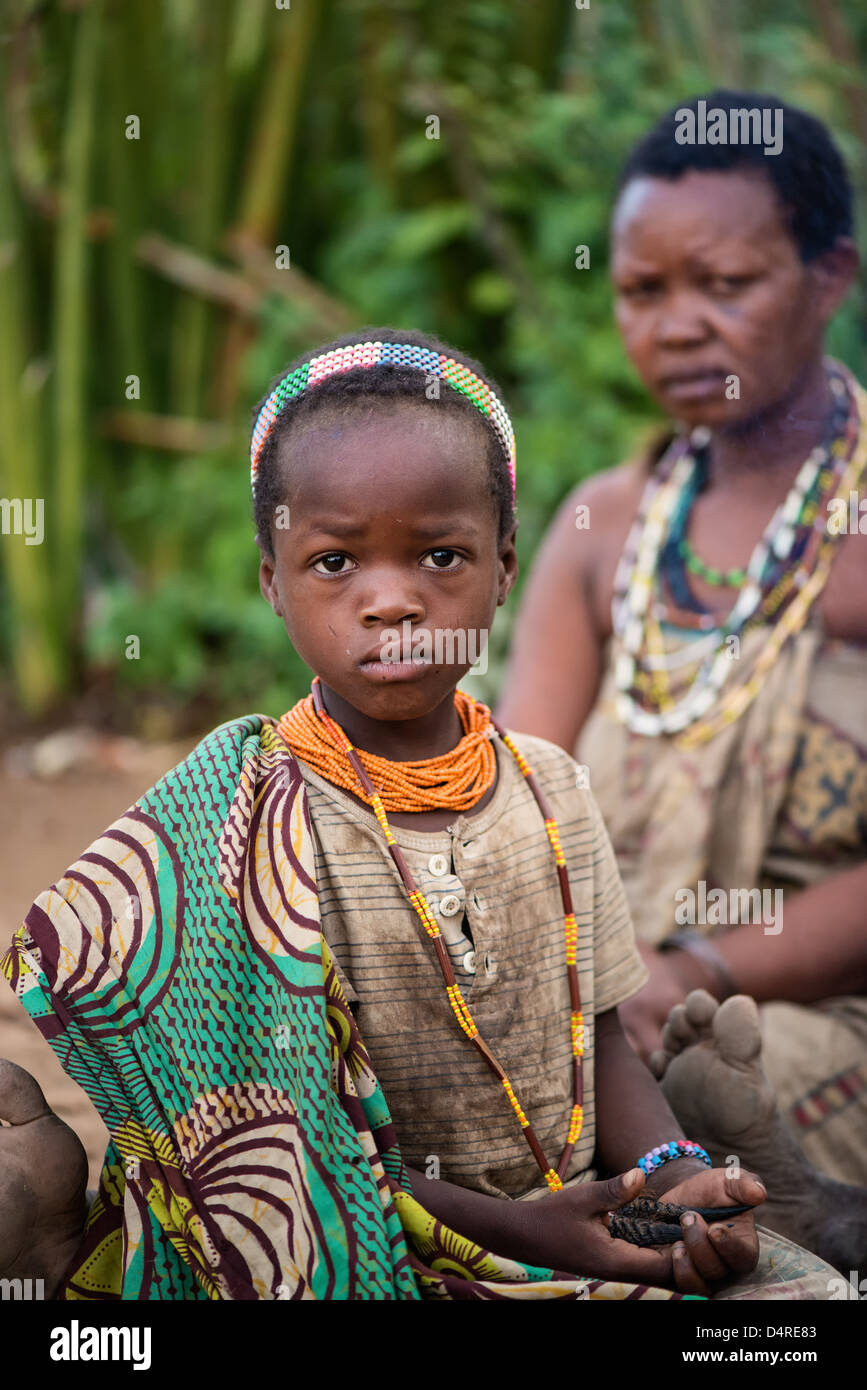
[280,676,585,1193]
[612,361,867,743]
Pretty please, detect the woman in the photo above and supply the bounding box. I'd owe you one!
[499,91,867,1192]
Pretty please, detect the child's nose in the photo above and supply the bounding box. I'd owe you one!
[359,585,425,627]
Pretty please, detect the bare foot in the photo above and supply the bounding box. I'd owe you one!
[0,1059,89,1296]
[649,991,867,1275]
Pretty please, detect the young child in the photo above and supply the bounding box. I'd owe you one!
[0,329,831,1301]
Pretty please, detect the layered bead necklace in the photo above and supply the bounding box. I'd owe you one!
[612,361,867,745]
[278,676,585,1193]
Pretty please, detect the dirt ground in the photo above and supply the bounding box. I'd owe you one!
[0,735,198,1186]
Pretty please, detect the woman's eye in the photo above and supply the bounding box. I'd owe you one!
[312,552,354,575]
[709,275,752,295]
[422,548,461,570]
[619,281,660,300]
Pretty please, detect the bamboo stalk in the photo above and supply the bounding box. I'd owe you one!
[97,410,232,452]
[0,39,66,711]
[227,235,356,334]
[809,0,867,155]
[170,1,233,419]
[359,3,398,197]
[214,0,325,416]
[136,233,261,316]
[136,230,356,342]
[233,0,322,244]
[104,2,148,410]
[52,0,102,658]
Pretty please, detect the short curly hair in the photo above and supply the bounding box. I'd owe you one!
[617,90,854,263]
[251,327,516,559]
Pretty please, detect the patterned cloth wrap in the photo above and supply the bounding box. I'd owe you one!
[2,716,685,1302]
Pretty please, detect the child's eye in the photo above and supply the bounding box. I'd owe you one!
[312,552,355,575]
[421,549,462,570]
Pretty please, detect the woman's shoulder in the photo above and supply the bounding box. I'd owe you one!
[568,443,664,519]
[542,437,670,588]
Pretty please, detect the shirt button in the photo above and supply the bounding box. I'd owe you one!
[439,893,462,917]
[428,854,449,877]
[462,949,477,974]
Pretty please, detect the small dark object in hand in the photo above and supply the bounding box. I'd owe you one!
[608,1196,754,1247]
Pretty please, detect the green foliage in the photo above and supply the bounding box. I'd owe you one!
[2,0,866,728]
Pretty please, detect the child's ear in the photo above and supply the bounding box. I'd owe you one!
[497,523,519,604]
[257,543,283,617]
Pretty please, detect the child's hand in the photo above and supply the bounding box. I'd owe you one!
[528,1167,687,1291]
[648,1165,764,1294]
[0,1059,89,1297]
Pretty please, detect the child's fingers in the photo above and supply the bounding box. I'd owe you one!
[721,1169,767,1209]
[589,1226,678,1288]
[671,1240,712,1297]
[0,1058,51,1125]
[678,1211,728,1283]
[708,1214,760,1274]
[591,1166,646,1215]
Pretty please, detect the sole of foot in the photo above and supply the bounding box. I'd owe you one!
[649,991,867,1275]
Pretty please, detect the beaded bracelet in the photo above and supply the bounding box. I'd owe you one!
[637,1140,711,1175]
[661,929,738,1002]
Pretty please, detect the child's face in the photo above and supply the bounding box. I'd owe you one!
[259,403,517,723]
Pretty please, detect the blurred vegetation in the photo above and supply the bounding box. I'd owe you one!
[0,0,865,732]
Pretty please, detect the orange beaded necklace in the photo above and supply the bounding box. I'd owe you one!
[278,686,496,811]
[278,677,585,1192]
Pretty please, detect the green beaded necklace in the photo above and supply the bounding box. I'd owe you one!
[676,536,748,589]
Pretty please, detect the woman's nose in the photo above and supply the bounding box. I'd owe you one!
[653,294,709,348]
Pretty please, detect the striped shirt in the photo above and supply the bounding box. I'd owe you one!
[298,730,647,1199]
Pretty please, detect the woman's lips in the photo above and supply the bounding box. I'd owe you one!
[358,658,430,683]
[659,371,728,401]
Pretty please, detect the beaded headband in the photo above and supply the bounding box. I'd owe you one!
[250,341,517,499]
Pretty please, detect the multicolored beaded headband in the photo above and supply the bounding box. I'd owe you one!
[250,341,517,499]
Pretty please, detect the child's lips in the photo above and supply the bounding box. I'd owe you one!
[357,657,430,683]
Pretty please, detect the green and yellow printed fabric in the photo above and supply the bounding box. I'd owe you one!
[2,715,679,1302]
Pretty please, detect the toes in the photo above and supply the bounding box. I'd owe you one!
[713,995,762,1066]
[659,1003,699,1055]
[648,1048,672,1079]
[682,989,719,1029]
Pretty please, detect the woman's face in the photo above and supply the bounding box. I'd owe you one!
[610,168,852,428]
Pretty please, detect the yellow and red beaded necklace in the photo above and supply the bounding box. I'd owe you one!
[278,676,585,1193]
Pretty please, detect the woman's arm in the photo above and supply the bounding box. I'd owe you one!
[495,481,602,750]
[709,862,867,1003]
[497,461,644,748]
[622,862,867,1058]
